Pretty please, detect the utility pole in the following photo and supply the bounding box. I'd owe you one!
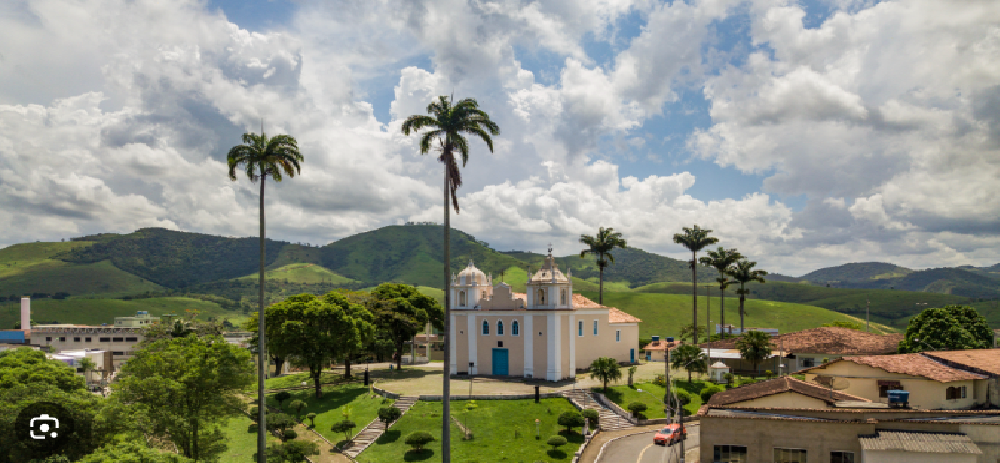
[665,338,671,421]
[706,286,711,370]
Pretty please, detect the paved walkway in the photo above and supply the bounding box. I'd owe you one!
[341,396,418,459]
[563,389,634,431]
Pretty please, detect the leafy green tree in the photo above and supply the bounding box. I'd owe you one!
[405,431,435,451]
[546,435,567,450]
[581,409,599,428]
[76,438,194,463]
[670,345,708,383]
[270,292,375,398]
[700,247,742,335]
[402,94,500,463]
[78,357,97,389]
[305,413,317,428]
[726,259,767,333]
[700,384,725,403]
[589,357,622,392]
[626,402,647,418]
[331,419,356,443]
[111,335,254,461]
[274,391,292,408]
[673,225,719,343]
[268,413,294,436]
[280,440,320,463]
[557,411,584,433]
[378,406,402,426]
[333,288,377,378]
[736,330,774,375]
[679,324,707,343]
[0,347,86,393]
[227,121,303,463]
[371,283,444,370]
[244,302,294,377]
[579,227,628,305]
[898,305,993,353]
[288,399,306,420]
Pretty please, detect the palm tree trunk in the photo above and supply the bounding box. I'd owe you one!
[442,168,452,463]
[739,286,746,333]
[719,283,725,339]
[257,174,267,463]
[598,259,604,305]
[691,251,698,343]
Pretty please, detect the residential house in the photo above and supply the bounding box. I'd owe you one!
[641,336,681,362]
[922,349,1000,408]
[707,376,872,409]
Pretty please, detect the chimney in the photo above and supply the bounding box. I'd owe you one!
[21,297,30,333]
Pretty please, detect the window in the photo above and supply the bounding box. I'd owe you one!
[593,320,598,336]
[616,330,621,342]
[512,321,519,336]
[45,337,52,342]
[714,445,747,463]
[801,358,815,368]
[578,320,583,337]
[125,337,138,342]
[85,337,91,342]
[112,351,124,355]
[112,337,123,342]
[497,321,504,336]
[538,288,546,305]
[946,386,967,400]
[58,337,66,342]
[99,337,111,342]
[774,448,807,463]
[482,320,490,335]
[497,341,503,348]
[878,380,903,398]
[561,289,567,305]
[459,291,467,307]
[831,451,855,463]
[74,337,81,342]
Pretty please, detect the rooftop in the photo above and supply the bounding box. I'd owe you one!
[922,348,1000,376]
[858,430,982,454]
[643,340,682,352]
[707,376,871,407]
[700,326,903,355]
[804,354,989,383]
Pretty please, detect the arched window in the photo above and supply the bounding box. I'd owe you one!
[482,320,490,335]
[497,320,504,335]
[561,289,567,305]
[512,321,519,336]
[538,288,546,305]
[459,291,467,307]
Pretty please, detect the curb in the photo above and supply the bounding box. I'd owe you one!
[593,423,700,463]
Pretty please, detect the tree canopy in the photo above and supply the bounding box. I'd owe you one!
[736,330,774,374]
[897,305,993,353]
[370,283,444,370]
[0,347,86,393]
[589,357,623,392]
[670,344,708,383]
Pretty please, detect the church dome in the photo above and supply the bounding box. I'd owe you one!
[457,260,488,285]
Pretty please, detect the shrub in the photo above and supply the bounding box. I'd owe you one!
[247,422,258,433]
[700,385,725,403]
[282,429,298,442]
[653,374,666,387]
[282,440,320,463]
[288,399,306,419]
[723,373,735,388]
[546,435,567,449]
[274,391,292,407]
[378,406,402,425]
[249,406,259,422]
[405,431,435,451]
[627,402,647,418]
[268,413,294,434]
[581,409,600,428]
[675,390,693,406]
[305,412,317,428]
[557,411,584,433]
[331,419,357,442]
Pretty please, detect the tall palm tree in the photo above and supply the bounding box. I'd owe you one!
[726,259,767,333]
[402,96,499,463]
[699,247,742,340]
[227,122,302,463]
[579,227,627,305]
[673,225,718,343]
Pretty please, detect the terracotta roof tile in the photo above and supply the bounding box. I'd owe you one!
[707,376,871,407]
[572,293,603,308]
[858,430,982,454]
[701,327,903,355]
[804,354,989,382]
[509,293,640,322]
[642,340,682,351]
[922,349,1000,376]
[608,307,641,323]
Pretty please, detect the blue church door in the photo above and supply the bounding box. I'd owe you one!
[630,348,635,363]
[492,348,509,375]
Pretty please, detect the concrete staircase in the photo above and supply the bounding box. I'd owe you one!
[562,390,634,431]
[342,396,418,459]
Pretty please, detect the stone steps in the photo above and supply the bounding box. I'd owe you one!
[562,390,634,432]
[342,397,418,458]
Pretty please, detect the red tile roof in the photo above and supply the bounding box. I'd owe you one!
[608,307,641,323]
[707,376,871,407]
[511,292,641,322]
[804,354,989,382]
[572,293,603,308]
[642,340,682,352]
[701,327,903,355]
[921,349,1000,376]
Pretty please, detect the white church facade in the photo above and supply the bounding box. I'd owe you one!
[449,248,641,381]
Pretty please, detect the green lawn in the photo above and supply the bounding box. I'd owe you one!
[236,263,356,285]
[581,291,896,338]
[358,398,583,463]
[595,381,706,419]
[266,383,389,447]
[218,414,279,463]
[0,296,247,329]
[264,371,347,390]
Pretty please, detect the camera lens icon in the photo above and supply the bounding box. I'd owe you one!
[30,414,60,439]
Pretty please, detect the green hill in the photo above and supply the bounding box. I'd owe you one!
[803,262,912,283]
[580,291,895,339]
[236,263,355,285]
[503,247,714,288]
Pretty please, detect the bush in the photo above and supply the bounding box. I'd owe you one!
[723,373,735,388]
[268,413,294,433]
[282,440,320,463]
[675,390,693,406]
[288,399,306,419]
[274,391,292,407]
[378,406,402,425]
[557,411,584,433]
[305,412,317,428]
[331,419,357,442]
[405,431,435,451]
[247,422,258,433]
[546,435,567,449]
[700,385,725,403]
[653,374,666,387]
[249,406,259,422]
[581,409,600,428]
[627,402,648,418]
[282,429,298,442]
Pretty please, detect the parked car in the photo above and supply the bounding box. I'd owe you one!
[653,423,686,445]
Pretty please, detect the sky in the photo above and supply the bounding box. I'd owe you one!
[0,0,998,277]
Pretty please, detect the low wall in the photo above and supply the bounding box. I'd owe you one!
[419,392,564,401]
[591,392,638,425]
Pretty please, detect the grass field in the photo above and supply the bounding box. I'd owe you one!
[595,380,708,419]
[218,414,280,463]
[265,383,388,448]
[0,296,247,329]
[358,398,583,463]
[264,372,348,390]
[237,263,356,285]
[0,260,165,298]
[581,291,896,338]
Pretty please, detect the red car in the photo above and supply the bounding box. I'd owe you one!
[654,424,686,445]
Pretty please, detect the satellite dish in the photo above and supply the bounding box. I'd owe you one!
[830,378,851,390]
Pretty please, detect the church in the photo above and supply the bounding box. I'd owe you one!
[449,248,641,381]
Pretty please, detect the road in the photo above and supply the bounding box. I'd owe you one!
[598,424,700,463]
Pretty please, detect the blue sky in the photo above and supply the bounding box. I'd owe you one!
[1,0,997,275]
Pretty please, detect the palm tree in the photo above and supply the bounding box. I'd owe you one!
[726,259,767,333]
[227,122,303,463]
[673,226,718,343]
[579,227,627,305]
[699,247,742,340]
[402,96,499,463]
[736,330,774,376]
